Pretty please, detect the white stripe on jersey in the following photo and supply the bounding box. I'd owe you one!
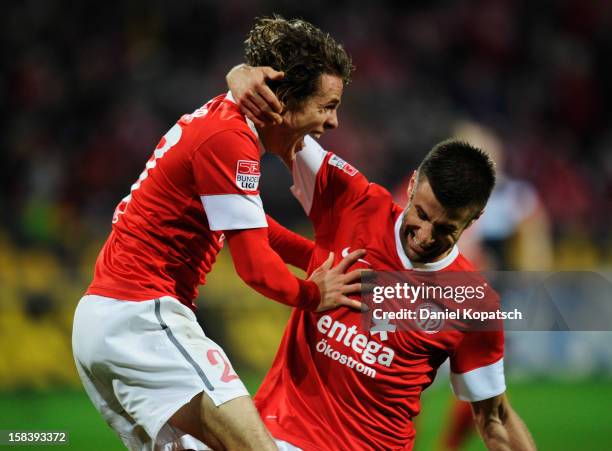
[201,194,267,231]
[290,135,328,215]
[450,357,506,402]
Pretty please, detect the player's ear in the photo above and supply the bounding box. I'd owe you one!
[466,209,484,229]
[406,170,418,195]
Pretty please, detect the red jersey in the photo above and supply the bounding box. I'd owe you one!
[255,136,506,450]
[88,93,268,308]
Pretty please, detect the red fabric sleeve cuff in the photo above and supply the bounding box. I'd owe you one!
[297,279,320,311]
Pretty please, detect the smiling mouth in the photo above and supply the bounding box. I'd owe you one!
[408,232,425,255]
[406,230,436,257]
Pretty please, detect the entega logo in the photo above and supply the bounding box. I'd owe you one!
[316,315,395,378]
[236,160,260,191]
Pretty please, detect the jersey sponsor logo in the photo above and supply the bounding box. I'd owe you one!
[341,247,371,266]
[315,315,395,378]
[328,154,358,176]
[236,160,260,191]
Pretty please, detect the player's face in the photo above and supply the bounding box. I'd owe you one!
[399,173,480,263]
[283,74,343,140]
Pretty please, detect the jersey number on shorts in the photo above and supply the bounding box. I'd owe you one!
[207,349,240,383]
[112,123,183,224]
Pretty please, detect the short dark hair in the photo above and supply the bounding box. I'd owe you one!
[418,139,496,212]
[244,15,353,110]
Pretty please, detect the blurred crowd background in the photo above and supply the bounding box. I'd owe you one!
[1,1,611,448]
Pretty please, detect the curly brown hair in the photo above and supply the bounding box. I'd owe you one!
[244,15,353,111]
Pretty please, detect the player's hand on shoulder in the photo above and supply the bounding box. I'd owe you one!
[226,64,284,128]
[309,250,369,312]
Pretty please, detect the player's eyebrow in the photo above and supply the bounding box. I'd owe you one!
[415,205,429,220]
[321,97,340,107]
[436,223,457,233]
[416,205,458,232]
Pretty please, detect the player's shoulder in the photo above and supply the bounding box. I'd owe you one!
[350,181,396,219]
[345,186,398,244]
[367,182,395,202]
[449,253,500,308]
[450,253,478,271]
[325,152,359,177]
[179,93,255,141]
[208,93,251,126]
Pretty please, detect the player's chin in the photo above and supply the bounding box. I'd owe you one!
[293,138,305,152]
[407,244,439,263]
[406,249,426,263]
[404,245,424,263]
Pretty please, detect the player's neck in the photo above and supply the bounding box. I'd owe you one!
[426,247,452,264]
[257,125,301,165]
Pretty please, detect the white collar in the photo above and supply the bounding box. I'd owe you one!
[393,213,459,271]
[225,91,265,156]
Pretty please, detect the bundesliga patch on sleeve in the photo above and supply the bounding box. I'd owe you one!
[328,154,358,176]
[236,160,260,191]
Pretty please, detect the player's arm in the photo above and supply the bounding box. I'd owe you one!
[196,130,363,311]
[471,393,536,451]
[225,227,364,311]
[266,214,314,272]
[225,64,284,127]
[449,330,535,449]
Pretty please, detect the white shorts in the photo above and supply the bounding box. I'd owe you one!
[201,439,301,451]
[72,294,249,451]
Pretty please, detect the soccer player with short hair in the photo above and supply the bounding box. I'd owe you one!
[268,137,534,450]
[72,17,365,451]
[232,67,536,450]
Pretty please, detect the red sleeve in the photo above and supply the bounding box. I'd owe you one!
[266,215,314,272]
[225,227,320,310]
[194,130,268,231]
[449,330,506,401]
[193,129,260,196]
[309,152,369,226]
[450,330,504,374]
[291,136,369,239]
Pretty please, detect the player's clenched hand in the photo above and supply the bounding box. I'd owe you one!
[226,64,284,128]
[309,250,368,312]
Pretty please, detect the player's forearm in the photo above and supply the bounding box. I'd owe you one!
[476,405,536,451]
[266,215,314,272]
[225,227,320,310]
